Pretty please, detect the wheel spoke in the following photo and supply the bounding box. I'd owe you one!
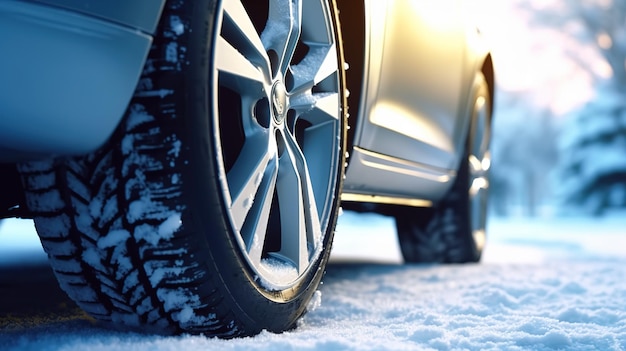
[284,131,323,250]
[275,131,321,273]
[228,132,276,232]
[290,92,340,125]
[221,0,271,76]
[216,37,267,95]
[241,158,278,266]
[262,0,302,75]
[290,45,339,94]
[297,119,338,224]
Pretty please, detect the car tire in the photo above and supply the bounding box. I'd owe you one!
[394,72,491,264]
[18,0,346,337]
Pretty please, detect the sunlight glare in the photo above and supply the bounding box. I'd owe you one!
[475,0,601,116]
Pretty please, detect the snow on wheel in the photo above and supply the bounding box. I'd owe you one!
[18,0,346,336]
[394,72,491,264]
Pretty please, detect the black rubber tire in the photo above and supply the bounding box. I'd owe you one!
[18,0,346,337]
[394,73,491,264]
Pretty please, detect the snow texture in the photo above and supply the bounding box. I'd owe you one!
[257,256,300,291]
[1,212,626,350]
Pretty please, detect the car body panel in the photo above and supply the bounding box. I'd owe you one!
[28,0,165,33]
[342,146,452,202]
[0,0,492,208]
[342,0,491,203]
[0,0,159,161]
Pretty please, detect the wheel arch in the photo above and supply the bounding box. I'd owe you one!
[0,163,27,219]
[335,0,366,156]
[481,53,495,116]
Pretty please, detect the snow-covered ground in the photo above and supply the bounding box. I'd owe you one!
[1,212,625,350]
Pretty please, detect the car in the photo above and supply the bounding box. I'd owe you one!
[0,0,494,337]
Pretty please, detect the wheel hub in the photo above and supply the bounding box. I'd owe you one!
[271,80,288,124]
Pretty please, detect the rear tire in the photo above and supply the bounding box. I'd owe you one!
[19,0,346,336]
[394,73,491,264]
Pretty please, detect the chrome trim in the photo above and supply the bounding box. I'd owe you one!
[341,193,433,207]
[353,147,453,183]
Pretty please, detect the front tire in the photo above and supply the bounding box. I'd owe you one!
[394,73,491,263]
[19,0,346,336]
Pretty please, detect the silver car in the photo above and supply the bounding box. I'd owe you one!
[0,0,494,337]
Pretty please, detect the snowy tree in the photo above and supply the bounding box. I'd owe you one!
[490,90,558,217]
[558,87,626,214]
[531,0,626,214]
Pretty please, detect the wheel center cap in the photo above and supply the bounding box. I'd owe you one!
[271,81,288,124]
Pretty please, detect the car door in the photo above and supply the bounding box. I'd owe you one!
[353,0,472,173]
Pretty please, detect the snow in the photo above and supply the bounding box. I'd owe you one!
[169,15,185,37]
[165,42,179,63]
[256,255,300,290]
[306,290,323,313]
[1,212,626,350]
[97,229,131,250]
[133,214,182,247]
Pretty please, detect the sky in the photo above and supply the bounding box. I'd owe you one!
[476,0,602,116]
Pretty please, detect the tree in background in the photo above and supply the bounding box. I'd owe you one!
[489,91,558,217]
[537,0,626,214]
[558,87,626,214]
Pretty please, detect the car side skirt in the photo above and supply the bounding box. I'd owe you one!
[342,146,455,204]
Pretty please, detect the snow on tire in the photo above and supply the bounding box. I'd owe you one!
[19,0,346,337]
